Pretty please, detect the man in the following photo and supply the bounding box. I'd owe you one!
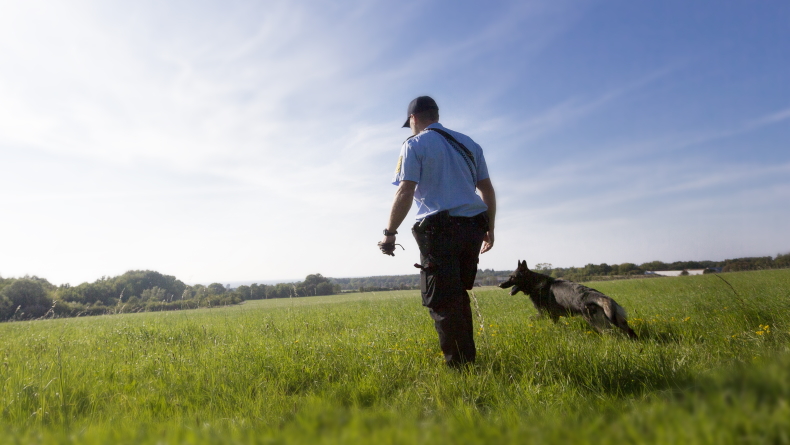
[379,96,496,368]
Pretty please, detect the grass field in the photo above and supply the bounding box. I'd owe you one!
[1,270,789,444]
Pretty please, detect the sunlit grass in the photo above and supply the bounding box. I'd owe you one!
[1,270,789,443]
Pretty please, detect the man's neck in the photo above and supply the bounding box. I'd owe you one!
[413,120,439,135]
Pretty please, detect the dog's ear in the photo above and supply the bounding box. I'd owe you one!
[518,260,528,271]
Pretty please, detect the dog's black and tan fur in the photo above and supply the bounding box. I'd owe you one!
[500,260,637,339]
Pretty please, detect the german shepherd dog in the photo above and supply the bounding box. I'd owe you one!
[500,260,638,339]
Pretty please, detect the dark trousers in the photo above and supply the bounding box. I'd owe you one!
[429,292,476,367]
[413,212,487,367]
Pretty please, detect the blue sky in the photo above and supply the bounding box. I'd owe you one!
[1,0,788,285]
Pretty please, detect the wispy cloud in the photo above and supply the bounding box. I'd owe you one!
[0,0,586,282]
[523,68,676,137]
[1,0,787,283]
[745,107,790,128]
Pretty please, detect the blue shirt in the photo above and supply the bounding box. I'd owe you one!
[392,123,490,219]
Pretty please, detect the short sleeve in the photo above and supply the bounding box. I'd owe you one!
[475,146,490,183]
[392,140,421,185]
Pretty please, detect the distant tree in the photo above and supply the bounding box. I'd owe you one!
[583,263,612,276]
[315,282,335,296]
[73,280,116,305]
[249,284,268,300]
[0,279,53,320]
[640,261,668,271]
[0,293,10,320]
[112,270,187,301]
[58,270,186,307]
[301,274,334,296]
[207,283,227,295]
[775,253,790,268]
[57,285,88,304]
[189,284,207,299]
[141,286,167,302]
[680,270,689,276]
[267,283,294,299]
[616,263,642,275]
[235,285,251,300]
[722,261,751,272]
[533,263,552,276]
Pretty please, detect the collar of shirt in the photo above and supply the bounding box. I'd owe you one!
[424,122,444,132]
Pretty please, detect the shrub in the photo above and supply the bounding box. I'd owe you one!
[0,279,53,320]
[140,286,167,302]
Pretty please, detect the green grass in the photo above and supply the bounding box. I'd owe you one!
[1,270,789,444]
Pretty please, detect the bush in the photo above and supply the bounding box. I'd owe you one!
[140,286,167,302]
[0,279,53,320]
[316,282,335,296]
[775,253,790,268]
[207,283,227,295]
[723,261,751,272]
[53,300,87,318]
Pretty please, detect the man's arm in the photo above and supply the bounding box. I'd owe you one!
[381,180,417,246]
[476,178,496,254]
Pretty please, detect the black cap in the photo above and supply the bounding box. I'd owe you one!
[402,96,438,128]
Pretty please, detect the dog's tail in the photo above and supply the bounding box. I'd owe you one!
[596,298,638,340]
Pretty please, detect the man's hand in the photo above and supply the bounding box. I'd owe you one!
[481,230,494,254]
[378,235,398,256]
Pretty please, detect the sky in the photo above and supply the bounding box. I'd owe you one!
[1,0,788,286]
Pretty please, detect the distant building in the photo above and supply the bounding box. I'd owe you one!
[645,269,706,277]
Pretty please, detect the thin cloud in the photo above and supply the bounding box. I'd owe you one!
[487,65,680,146]
[501,158,790,225]
[746,107,790,128]
[1,1,787,283]
[497,102,790,200]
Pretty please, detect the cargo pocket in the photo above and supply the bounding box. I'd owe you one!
[420,258,438,308]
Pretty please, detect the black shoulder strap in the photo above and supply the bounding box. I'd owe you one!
[428,128,477,183]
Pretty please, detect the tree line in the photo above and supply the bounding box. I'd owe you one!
[0,271,339,322]
[1,253,787,322]
[346,253,790,289]
[480,253,790,283]
[333,275,420,292]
